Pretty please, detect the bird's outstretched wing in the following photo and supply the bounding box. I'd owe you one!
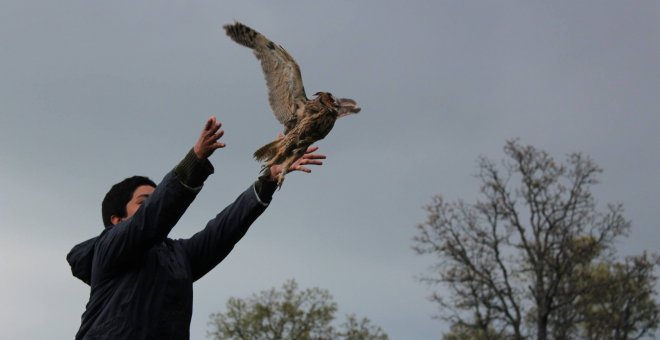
[224,22,307,133]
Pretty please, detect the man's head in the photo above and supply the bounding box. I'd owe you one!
[101,176,156,227]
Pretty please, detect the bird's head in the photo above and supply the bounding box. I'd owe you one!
[313,92,361,117]
[313,92,337,107]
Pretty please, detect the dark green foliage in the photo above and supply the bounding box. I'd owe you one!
[208,279,388,340]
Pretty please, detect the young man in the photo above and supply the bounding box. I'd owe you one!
[67,116,325,339]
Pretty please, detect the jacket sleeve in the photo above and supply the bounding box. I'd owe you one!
[66,236,98,285]
[93,170,201,278]
[181,182,272,281]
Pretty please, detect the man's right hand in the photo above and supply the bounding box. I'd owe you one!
[194,116,225,160]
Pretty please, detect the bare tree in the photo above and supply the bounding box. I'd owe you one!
[413,140,658,339]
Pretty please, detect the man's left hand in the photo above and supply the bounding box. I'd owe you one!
[268,145,326,181]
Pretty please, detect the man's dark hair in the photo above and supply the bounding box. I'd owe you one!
[101,176,156,227]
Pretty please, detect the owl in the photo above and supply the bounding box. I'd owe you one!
[223,22,361,187]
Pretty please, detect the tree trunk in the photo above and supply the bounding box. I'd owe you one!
[536,315,548,340]
[535,263,548,340]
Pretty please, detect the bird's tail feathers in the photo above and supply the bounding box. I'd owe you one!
[254,139,281,161]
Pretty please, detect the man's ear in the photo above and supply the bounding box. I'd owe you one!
[110,215,123,226]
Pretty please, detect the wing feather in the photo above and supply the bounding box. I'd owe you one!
[224,22,307,131]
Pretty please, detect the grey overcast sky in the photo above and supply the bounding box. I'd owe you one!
[1,1,658,339]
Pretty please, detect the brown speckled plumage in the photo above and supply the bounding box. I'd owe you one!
[224,22,361,187]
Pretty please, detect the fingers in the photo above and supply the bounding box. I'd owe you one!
[214,137,225,149]
[301,153,326,160]
[204,116,222,135]
[287,145,325,173]
[297,158,323,166]
[300,146,326,159]
[195,116,226,159]
[287,162,312,173]
[209,129,226,149]
[288,156,324,174]
[205,126,225,147]
[203,116,224,142]
[205,116,215,130]
[204,116,220,135]
[291,165,312,173]
[212,128,224,141]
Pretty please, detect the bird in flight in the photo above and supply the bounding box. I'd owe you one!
[223,21,361,187]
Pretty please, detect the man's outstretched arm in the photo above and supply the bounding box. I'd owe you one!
[182,145,326,281]
[94,117,225,276]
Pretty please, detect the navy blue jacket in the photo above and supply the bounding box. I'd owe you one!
[67,169,272,339]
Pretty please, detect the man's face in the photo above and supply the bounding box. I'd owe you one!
[111,185,155,225]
